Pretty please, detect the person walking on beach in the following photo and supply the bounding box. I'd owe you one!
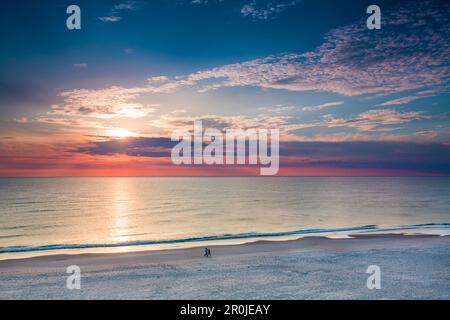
[208,248,211,257]
[204,247,209,257]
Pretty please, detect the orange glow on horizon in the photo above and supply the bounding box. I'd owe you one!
[0,154,445,177]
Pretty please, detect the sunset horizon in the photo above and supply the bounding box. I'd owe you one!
[1,0,450,305]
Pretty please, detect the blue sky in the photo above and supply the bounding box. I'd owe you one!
[0,0,449,176]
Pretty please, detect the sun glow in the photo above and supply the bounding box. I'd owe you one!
[106,128,137,138]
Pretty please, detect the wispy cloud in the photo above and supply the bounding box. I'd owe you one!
[285,130,443,143]
[376,94,436,106]
[113,1,139,11]
[13,117,29,123]
[149,113,288,132]
[98,1,140,22]
[72,63,88,68]
[241,0,301,20]
[33,117,103,129]
[98,16,122,22]
[287,109,429,133]
[301,101,343,112]
[53,86,157,119]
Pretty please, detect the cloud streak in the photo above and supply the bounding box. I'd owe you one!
[376,94,436,106]
[301,101,343,112]
[241,0,301,20]
[287,109,429,132]
[149,113,289,133]
[72,63,88,68]
[98,1,140,22]
[98,16,122,22]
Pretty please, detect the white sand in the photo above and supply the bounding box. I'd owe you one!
[0,234,449,299]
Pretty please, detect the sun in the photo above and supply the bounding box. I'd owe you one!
[106,128,137,138]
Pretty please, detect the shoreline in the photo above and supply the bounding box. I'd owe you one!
[1,233,448,269]
[2,222,449,261]
[1,233,449,299]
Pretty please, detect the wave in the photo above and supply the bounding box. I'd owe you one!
[1,223,449,254]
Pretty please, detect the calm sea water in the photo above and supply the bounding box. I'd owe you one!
[1,177,449,258]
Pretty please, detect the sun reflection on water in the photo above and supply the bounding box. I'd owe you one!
[110,179,133,244]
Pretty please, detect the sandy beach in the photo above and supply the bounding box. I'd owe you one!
[0,233,449,299]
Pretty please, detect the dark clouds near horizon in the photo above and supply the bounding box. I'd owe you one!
[70,137,450,174]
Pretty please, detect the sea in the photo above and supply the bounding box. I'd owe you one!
[1,177,449,259]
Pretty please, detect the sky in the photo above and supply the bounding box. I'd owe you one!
[0,0,449,176]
